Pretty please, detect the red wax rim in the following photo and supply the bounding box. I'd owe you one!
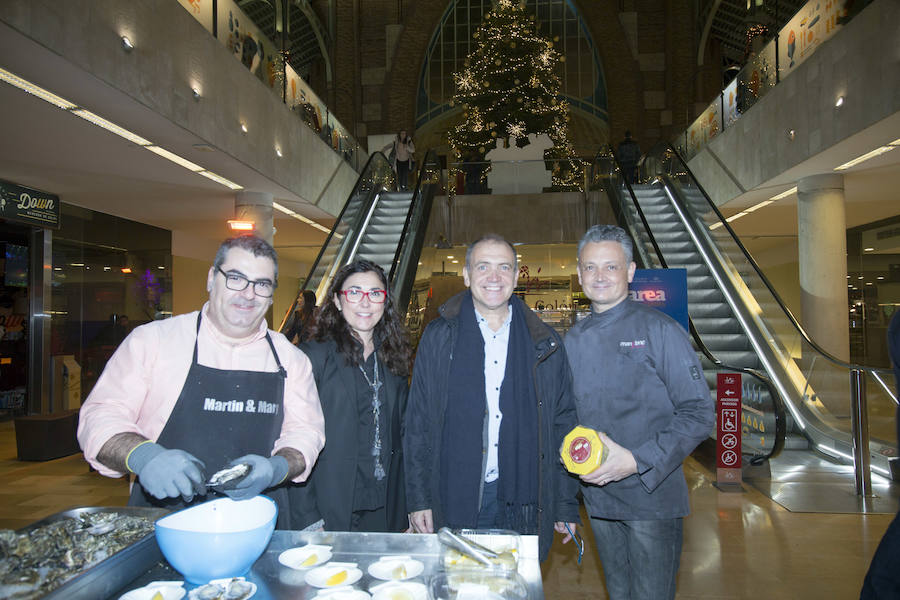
[569,437,591,464]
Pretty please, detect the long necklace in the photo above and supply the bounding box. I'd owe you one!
[359,350,385,481]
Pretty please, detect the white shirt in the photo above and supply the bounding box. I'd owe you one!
[475,305,512,483]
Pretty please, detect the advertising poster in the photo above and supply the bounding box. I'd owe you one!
[629,268,689,331]
[778,0,848,78]
[723,78,739,127]
[686,99,722,157]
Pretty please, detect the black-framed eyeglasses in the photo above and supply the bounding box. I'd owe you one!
[217,267,275,297]
[339,288,387,304]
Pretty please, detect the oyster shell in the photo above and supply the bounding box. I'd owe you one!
[207,463,252,489]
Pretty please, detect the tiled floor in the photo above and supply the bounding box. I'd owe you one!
[0,419,893,599]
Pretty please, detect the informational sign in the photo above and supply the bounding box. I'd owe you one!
[0,180,60,229]
[716,372,742,489]
[629,268,689,331]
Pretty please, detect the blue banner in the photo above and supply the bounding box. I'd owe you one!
[629,268,689,331]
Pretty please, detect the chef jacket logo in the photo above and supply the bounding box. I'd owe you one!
[203,397,279,415]
[619,339,647,347]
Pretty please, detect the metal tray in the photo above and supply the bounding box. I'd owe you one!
[12,506,169,600]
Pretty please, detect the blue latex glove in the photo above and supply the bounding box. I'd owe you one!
[222,454,289,501]
[127,442,206,502]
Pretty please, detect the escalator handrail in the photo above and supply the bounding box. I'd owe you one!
[656,142,896,382]
[277,151,393,332]
[594,146,786,461]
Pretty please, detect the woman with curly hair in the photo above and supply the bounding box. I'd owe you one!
[288,259,412,532]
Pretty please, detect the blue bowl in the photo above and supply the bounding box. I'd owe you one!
[154,496,277,584]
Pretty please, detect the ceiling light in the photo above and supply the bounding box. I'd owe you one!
[858,276,864,280]
[71,109,152,145]
[227,220,255,232]
[451,260,459,264]
[121,36,134,52]
[743,199,774,213]
[191,87,201,100]
[240,122,248,134]
[725,211,748,222]
[709,222,723,230]
[272,201,332,234]
[770,187,797,201]
[864,247,874,252]
[877,276,885,280]
[835,145,897,170]
[866,282,873,285]
[103,266,111,271]
[0,67,77,109]
[787,129,796,140]
[157,266,165,270]
[835,96,844,107]
[146,146,204,171]
[275,147,283,158]
[447,255,455,259]
[121,267,132,274]
[198,170,243,190]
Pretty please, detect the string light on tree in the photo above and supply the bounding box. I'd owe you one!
[447,0,582,190]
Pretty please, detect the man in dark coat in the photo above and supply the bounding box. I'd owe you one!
[860,309,900,599]
[404,234,580,561]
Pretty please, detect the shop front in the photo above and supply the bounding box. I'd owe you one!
[0,179,172,459]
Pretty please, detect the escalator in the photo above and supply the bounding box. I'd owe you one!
[280,150,443,332]
[595,145,898,481]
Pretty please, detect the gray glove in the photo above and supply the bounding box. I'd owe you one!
[128,442,206,502]
[221,454,289,501]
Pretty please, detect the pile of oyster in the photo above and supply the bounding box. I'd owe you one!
[0,512,154,600]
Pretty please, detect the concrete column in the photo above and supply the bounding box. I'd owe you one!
[797,173,849,362]
[234,191,274,245]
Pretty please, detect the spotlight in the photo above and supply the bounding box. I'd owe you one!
[191,87,201,100]
[240,122,248,134]
[787,129,796,141]
[275,147,283,158]
[835,96,844,108]
[121,36,134,52]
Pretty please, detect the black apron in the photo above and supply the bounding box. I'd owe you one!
[129,314,291,527]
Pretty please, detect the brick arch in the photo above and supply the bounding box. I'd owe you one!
[382,1,646,150]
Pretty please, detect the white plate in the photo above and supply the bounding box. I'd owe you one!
[119,581,185,600]
[369,581,428,600]
[313,588,372,599]
[366,556,424,581]
[187,578,257,599]
[306,563,363,588]
[278,544,333,569]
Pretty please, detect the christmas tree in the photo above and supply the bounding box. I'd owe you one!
[447,0,581,190]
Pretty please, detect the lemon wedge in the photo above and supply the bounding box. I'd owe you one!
[326,569,348,586]
[391,564,408,579]
[150,592,164,600]
[300,553,319,567]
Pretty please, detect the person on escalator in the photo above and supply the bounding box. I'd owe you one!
[860,310,900,599]
[383,130,416,191]
[76,235,325,527]
[616,130,641,185]
[564,224,715,600]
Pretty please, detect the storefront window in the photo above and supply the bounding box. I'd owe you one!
[847,215,900,367]
[50,205,172,404]
[405,242,581,344]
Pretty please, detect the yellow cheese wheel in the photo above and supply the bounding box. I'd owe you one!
[561,426,608,475]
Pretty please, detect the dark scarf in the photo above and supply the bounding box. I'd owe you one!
[440,292,539,533]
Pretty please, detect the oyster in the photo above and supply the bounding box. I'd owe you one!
[188,578,255,600]
[207,463,252,489]
[0,512,154,600]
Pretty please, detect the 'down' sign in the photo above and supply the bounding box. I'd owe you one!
[0,180,61,229]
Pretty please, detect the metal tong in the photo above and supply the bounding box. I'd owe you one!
[437,527,499,567]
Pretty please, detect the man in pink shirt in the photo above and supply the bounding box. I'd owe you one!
[77,236,325,527]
